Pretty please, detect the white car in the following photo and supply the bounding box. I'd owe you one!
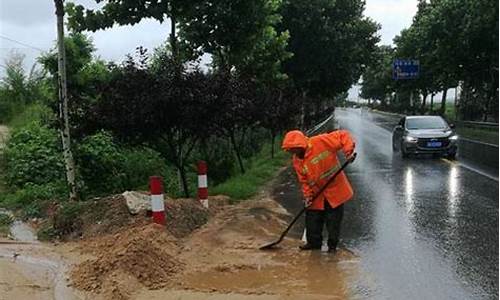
[392,115,458,159]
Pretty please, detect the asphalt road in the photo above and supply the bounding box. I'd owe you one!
[273,108,498,300]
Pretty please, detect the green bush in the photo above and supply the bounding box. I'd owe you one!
[195,137,235,185]
[2,126,169,207]
[121,147,170,190]
[0,213,13,237]
[0,213,13,226]
[8,103,55,129]
[37,222,57,241]
[76,131,126,194]
[77,131,169,196]
[3,123,64,188]
[0,182,67,218]
[53,202,83,238]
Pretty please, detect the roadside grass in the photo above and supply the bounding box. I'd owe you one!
[443,103,457,121]
[7,102,54,129]
[456,126,498,145]
[211,142,288,201]
[422,103,498,144]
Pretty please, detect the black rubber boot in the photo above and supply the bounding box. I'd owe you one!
[305,209,325,248]
[325,202,344,253]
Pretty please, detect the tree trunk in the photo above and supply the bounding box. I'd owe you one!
[440,88,448,115]
[230,132,245,174]
[421,92,428,113]
[170,16,176,57]
[483,92,491,121]
[430,93,435,111]
[55,0,77,201]
[270,132,275,159]
[409,91,414,111]
[177,164,190,198]
[300,91,307,130]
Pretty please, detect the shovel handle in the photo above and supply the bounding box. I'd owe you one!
[306,152,356,206]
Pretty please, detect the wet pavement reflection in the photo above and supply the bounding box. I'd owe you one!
[273,108,498,299]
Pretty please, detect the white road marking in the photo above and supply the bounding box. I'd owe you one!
[441,158,499,182]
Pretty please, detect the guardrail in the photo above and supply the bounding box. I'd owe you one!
[457,121,499,130]
[306,113,335,136]
[458,138,498,172]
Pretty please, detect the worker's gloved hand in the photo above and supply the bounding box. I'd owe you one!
[304,197,313,207]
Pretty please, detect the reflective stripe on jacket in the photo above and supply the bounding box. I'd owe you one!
[291,130,355,210]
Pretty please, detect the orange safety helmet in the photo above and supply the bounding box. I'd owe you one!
[282,130,308,150]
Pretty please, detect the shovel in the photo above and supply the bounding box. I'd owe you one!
[260,153,356,250]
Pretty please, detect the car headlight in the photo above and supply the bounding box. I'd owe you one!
[405,136,418,142]
[449,135,458,140]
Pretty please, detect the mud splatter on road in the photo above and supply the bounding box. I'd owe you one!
[0,239,83,300]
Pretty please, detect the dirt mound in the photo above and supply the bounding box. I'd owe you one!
[70,195,230,298]
[78,194,146,239]
[77,194,229,240]
[164,197,224,238]
[71,224,183,297]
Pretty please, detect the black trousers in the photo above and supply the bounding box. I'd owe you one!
[305,201,344,250]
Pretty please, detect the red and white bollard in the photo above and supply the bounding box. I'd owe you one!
[197,161,208,208]
[149,176,166,225]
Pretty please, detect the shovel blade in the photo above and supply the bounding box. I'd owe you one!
[259,240,280,250]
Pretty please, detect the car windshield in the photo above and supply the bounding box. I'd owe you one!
[406,117,447,130]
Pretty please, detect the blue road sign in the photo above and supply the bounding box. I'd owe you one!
[392,59,420,80]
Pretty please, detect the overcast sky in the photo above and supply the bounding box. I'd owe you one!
[0,0,418,87]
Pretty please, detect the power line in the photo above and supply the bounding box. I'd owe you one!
[0,35,45,52]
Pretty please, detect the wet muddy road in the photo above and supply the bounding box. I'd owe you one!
[274,108,498,299]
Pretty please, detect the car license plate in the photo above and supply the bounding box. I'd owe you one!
[427,141,442,147]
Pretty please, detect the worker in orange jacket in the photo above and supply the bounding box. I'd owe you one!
[282,129,356,252]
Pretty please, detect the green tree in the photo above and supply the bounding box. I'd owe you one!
[279,0,379,99]
[391,0,498,120]
[178,0,290,79]
[0,53,50,123]
[66,0,198,65]
[360,45,394,107]
[39,33,112,137]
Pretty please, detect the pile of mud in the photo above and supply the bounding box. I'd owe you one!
[71,224,182,298]
[70,195,231,298]
[76,194,230,240]
[77,194,145,239]
[165,196,229,238]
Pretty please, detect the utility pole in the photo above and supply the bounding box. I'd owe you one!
[55,0,77,201]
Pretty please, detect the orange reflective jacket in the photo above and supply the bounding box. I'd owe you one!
[282,130,355,210]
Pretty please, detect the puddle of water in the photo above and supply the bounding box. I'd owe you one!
[0,217,82,300]
[10,220,38,242]
[183,250,358,298]
[0,247,82,300]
